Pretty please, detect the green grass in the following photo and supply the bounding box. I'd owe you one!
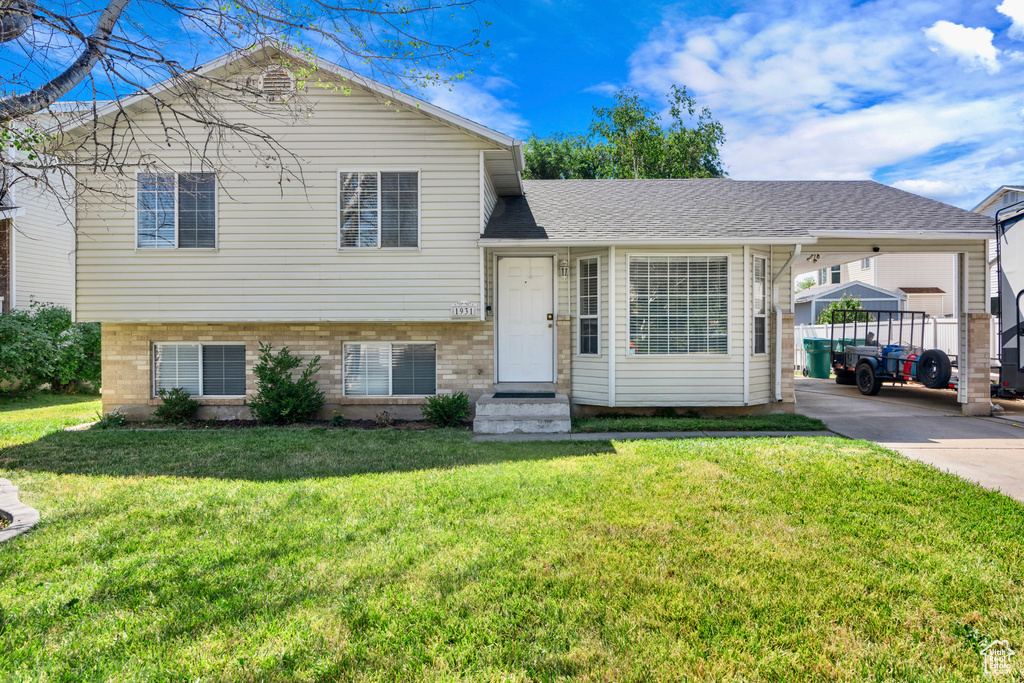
[0,402,1022,681]
[572,412,827,433]
[0,393,101,447]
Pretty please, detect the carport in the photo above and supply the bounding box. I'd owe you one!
[781,228,992,416]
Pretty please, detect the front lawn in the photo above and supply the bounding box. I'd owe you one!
[572,412,827,433]
[0,402,1021,680]
[0,393,101,447]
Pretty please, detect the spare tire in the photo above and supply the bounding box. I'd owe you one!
[916,349,952,389]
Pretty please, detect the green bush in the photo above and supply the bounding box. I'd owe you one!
[0,303,101,394]
[816,294,875,325]
[421,392,470,428]
[247,343,325,424]
[153,387,200,424]
[93,410,126,430]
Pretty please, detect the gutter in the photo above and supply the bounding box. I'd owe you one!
[771,245,802,402]
[806,230,991,240]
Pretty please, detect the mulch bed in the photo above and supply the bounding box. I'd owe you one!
[128,419,469,431]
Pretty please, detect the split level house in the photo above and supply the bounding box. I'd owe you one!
[54,44,996,431]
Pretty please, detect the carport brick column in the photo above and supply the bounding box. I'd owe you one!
[556,317,570,395]
[963,312,992,416]
[781,313,796,406]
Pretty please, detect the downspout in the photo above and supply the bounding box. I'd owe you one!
[771,245,802,402]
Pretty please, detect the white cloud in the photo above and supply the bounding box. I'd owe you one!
[421,78,528,137]
[582,82,621,96]
[998,0,1024,39]
[622,2,1024,207]
[924,21,1000,73]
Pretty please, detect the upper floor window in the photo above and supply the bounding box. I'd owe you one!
[862,257,872,269]
[339,171,419,248]
[137,172,217,249]
[829,265,841,284]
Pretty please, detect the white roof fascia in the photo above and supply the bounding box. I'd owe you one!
[807,230,992,240]
[972,185,1024,213]
[479,236,819,247]
[798,281,906,303]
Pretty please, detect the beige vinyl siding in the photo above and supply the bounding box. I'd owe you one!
[12,172,75,311]
[613,246,748,407]
[75,73,506,323]
[569,249,609,405]
[748,247,776,405]
[482,168,498,228]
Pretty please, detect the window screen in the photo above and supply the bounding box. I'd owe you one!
[628,255,728,355]
[137,172,216,249]
[153,343,245,397]
[340,171,418,248]
[177,173,217,248]
[201,344,246,396]
[578,257,599,355]
[137,173,176,249]
[344,342,436,396]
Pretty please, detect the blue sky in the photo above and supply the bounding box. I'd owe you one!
[419,0,1024,209]
[6,0,1023,208]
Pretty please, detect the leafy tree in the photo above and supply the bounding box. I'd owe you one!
[0,303,100,394]
[796,276,817,292]
[523,85,726,180]
[816,294,874,325]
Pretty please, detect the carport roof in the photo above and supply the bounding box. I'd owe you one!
[481,179,994,242]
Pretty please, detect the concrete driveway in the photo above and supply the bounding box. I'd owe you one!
[795,377,1024,502]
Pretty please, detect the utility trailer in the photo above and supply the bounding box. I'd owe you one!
[829,310,954,396]
[995,201,1024,398]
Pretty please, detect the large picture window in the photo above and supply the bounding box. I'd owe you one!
[339,171,419,248]
[628,255,728,355]
[753,256,767,355]
[153,343,245,397]
[578,257,600,355]
[137,172,216,249]
[343,342,436,396]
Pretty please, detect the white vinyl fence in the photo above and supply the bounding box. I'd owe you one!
[794,317,1001,370]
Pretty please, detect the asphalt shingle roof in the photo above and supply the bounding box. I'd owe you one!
[482,179,994,241]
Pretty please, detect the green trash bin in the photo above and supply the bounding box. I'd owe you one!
[803,337,832,379]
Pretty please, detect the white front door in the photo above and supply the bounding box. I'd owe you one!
[497,256,555,382]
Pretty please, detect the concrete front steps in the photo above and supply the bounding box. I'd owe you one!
[473,393,571,434]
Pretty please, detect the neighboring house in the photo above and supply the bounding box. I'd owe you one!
[801,253,957,319]
[53,44,994,427]
[0,174,76,314]
[794,281,905,325]
[972,184,1021,312]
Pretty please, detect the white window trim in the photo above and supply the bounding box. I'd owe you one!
[752,255,767,356]
[576,255,601,356]
[341,341,437,397]
[152,342,246,398]
[625,252,732,359]
[134,170,219,252]
[336,168,422,252]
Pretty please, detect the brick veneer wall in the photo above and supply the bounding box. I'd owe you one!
[0,219,9,313]
[102,321,495,420]
[962,312,992,416]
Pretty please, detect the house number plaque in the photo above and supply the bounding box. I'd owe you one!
[450,302,478,318]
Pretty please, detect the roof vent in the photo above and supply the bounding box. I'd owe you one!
[260,68,294,102]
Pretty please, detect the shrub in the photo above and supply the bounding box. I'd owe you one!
[374,410,395,428]
[247,343,325,424]
[0,303,101,394]
[153,387,200,424]
[421,392,470,428]
[816,294,875,325]
[94,410,126,429]
[329,411,346,428]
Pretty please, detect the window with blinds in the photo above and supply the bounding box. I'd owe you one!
[153,343,245,396]
[628,255,729,355]
[137,172,216,249]
[343,342,436,396]
[753,256,767,355]
[340,171,419,248]
[578,257,600,355]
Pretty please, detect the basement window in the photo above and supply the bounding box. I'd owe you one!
[343,342,436,396]
[153,343,245,397]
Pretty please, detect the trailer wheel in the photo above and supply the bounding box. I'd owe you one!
[835,369,856,385]
[916,349,952,389]
[856,362,882,396]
